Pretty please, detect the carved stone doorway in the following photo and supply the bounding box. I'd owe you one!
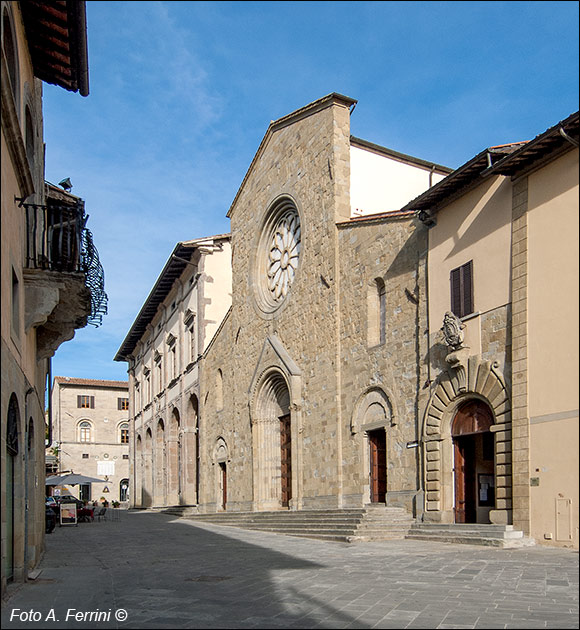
[452,400,494,524]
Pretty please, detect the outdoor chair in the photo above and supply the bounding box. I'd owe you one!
[96,507,107,521]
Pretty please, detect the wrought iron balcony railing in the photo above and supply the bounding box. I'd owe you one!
[20,198,108,326]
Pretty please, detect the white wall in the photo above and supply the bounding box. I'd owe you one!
[350,145,446,216]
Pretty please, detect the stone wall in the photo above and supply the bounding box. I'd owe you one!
[200,97,353,512]
[52,380,129,503]
[338,216,429,514]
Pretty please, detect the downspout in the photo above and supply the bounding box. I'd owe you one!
[47,358,53,448]
[559,126,579,147]
[417,212,436,521]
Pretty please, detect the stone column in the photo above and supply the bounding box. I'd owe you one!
[510,177,530,534]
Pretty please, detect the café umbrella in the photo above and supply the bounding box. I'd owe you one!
[45,473,104,486]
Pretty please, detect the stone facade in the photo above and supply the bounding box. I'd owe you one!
[197,95,449,516]
[118,93,578,549]
[1,1,96,594]
[50,378,129,504]
[115,235,232,509]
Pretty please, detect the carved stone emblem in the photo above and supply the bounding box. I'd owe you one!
[441,311,465,349]
[441,311,469,392]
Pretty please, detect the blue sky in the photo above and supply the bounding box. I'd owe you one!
[43,1,579,382]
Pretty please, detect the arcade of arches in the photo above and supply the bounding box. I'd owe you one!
[134,394,199,509]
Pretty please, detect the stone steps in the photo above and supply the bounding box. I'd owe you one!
[183,506,414,542]
[405,523,536,548]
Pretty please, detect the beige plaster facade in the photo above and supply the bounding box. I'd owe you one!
[50,378,130,504]
[1,1,98,594]
[415,119,579,547]
[115,235,232,509]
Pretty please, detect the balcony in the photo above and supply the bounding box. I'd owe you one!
[19,185,107,359]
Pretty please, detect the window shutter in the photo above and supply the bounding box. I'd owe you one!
[450,261,474,318]
[450,267,462,316]
[77,395,81,408]
[118,398,122,411]
[90,396,95,409]
[462,260,473,317]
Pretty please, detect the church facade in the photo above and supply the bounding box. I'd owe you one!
[162,93,450,517]
[118,93,578,548]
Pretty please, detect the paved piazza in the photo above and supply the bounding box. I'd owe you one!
[2,511,578,629]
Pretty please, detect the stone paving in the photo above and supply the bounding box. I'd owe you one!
[1,510,578,629]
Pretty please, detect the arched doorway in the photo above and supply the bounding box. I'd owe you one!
[155,420,166,506]
[119,478,129,502]
[452,400,495,523]
[6,393,20,582]
[214,438,228,511]
[144,429,153,507]
[252,371,292,510]
[168,408,181,506]
[135,435,143,507]
[180,394,200,506]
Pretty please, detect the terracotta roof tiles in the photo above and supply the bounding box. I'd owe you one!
[54,377,128,389]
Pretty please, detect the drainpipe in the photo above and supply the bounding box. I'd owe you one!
[47,358,53,448]
[559,126,579,147]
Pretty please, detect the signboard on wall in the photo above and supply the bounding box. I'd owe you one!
[97,460,115,476]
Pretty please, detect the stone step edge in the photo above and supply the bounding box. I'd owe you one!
[405,534,535,548]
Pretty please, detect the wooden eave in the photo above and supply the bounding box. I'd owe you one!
[20,0,89,96]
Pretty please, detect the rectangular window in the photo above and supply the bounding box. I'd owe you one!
[122,454,129,460]
[82,453,89,459]
[11,268,20,338]
[189,324,196,363]
[450,261,474,319]
[156,360,162,393]
[77,395,95,409]
[144,371,151,403]
[118,398,129,411]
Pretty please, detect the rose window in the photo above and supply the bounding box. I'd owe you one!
[253,197,302,316]
[267,210,301,300]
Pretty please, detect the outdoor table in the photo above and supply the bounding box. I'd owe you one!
[77,507,94,523]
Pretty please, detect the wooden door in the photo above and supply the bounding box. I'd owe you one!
[369,430,387,503]
[219,462,227,510]
[454,436,476,523]
[280,414,292,507]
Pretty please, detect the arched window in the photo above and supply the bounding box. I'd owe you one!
[2,7,19,111]
[78,421,92,443]
[7,393,20,455]
[368,278,386,347]
[216,369,224,411]
[119,479,129,502]
[119,422,129,444]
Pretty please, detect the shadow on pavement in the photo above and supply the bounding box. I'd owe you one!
[2,510,358,629]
